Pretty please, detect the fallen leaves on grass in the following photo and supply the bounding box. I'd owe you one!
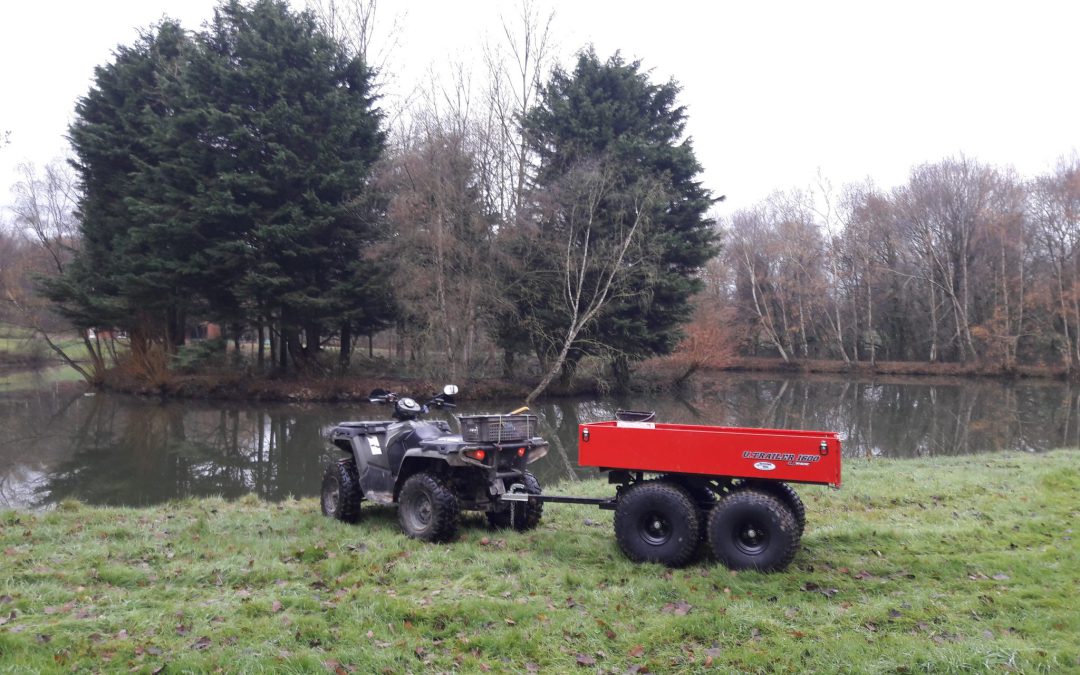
[190,636,212,650]
[575,653,596,666]
[323,659,355,674]
[661,600,692,616]
[800,582,839,598]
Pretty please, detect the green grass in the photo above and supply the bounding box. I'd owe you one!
[0,366,86,393]
[2,452,1078,673]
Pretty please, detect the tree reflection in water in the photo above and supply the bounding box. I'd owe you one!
[1,374,1077,509]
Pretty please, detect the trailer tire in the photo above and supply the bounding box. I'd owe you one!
[488,471,544,531]
[707,489,800,572]
[659,474,716,511]
[748,481,806,536]
[614,481,700,567]
[321,460,362,524]
[398,472,459,542]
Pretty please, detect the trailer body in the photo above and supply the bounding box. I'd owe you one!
[578,421,841,488]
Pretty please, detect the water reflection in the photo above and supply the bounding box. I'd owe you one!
[1,374,1078,509]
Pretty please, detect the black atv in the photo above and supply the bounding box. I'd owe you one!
[320,385,547,542]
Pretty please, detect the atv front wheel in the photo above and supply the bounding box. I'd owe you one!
[614,481,700,567]
[398,472,460,543]
[487,471,544,531]
[321,460,362,523]
[707,489,799,572]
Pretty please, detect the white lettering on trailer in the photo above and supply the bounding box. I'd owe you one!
[368,435,382,455]
[742,451,820,463]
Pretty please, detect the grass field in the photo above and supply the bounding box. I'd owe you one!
[1,451,1078,673]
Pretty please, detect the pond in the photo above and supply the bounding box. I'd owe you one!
[1,372,1078,509]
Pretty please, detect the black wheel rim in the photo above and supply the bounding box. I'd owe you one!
[322,477,340,515]
[733,519,769,555]
[639,509,672,546]
[405,491,433,531]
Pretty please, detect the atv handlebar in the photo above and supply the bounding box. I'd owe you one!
[368,385,458,412]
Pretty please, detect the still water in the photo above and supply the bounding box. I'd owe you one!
[2,373,1078,509]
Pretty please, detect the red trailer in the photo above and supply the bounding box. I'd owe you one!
[501,412,842,571]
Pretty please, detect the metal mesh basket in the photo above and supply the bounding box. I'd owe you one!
[458,414,538,443]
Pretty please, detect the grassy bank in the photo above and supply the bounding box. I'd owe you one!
[2,452,1078,673]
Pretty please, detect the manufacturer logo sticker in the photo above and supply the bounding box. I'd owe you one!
[753,461,776,471]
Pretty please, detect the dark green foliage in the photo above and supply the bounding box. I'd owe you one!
[171,338,228,373]
[51,0,391,370]
[47,21,195,341]
[508,48,719,384]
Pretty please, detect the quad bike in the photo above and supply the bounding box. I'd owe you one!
[320,385,548,542]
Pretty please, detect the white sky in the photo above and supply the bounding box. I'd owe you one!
[1,0,1078,220]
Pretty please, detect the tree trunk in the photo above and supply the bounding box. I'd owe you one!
[527,331,576,404]
[278,313,288,371]
[503,349,516,379]
[611,355,632,393]
[257,321,265,367]
[339,321,352,370]
[304,322,321,357]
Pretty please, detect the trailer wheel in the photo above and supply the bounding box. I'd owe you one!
[659,474,716,511]
[748,481,806,536]
[614,481,700,567]
[398,472,459,542]
[707,489,800,572]
[321,460,362,524]
[488,471,544,531]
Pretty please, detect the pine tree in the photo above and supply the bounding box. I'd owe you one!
[514,48,719,389]
[193,0,388,368]
[52,0,391,373]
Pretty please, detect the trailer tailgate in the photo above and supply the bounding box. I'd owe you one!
[578,421,841,487]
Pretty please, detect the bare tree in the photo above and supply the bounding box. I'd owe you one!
[306,0,403,73]
[10,161,79,275]
[726,207,791,361]
[483,0,556,220]
[524,165,660,403]
[5,160,109,382]
[1028,155,1080,370]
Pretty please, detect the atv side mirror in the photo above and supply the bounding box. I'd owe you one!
[443,384,459,397]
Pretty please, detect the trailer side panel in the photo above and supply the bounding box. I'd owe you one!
[578,421,841,487]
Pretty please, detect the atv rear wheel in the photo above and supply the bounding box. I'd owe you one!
[321,460,362,524]
[487,471,544,531]
[707,489,799,572]
[614,481,700,567]
[398,472,459,543]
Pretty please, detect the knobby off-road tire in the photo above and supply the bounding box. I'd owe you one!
[750,481,806,537]
[398,472,460,543]
[656,474,716,559]
[707,489,800,572]
[487,471,544,531]
[614,481,700,567]
[321,460,362,524]
[658,474,717,511]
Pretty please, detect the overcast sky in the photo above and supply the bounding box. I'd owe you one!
[1,0,1078,221]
